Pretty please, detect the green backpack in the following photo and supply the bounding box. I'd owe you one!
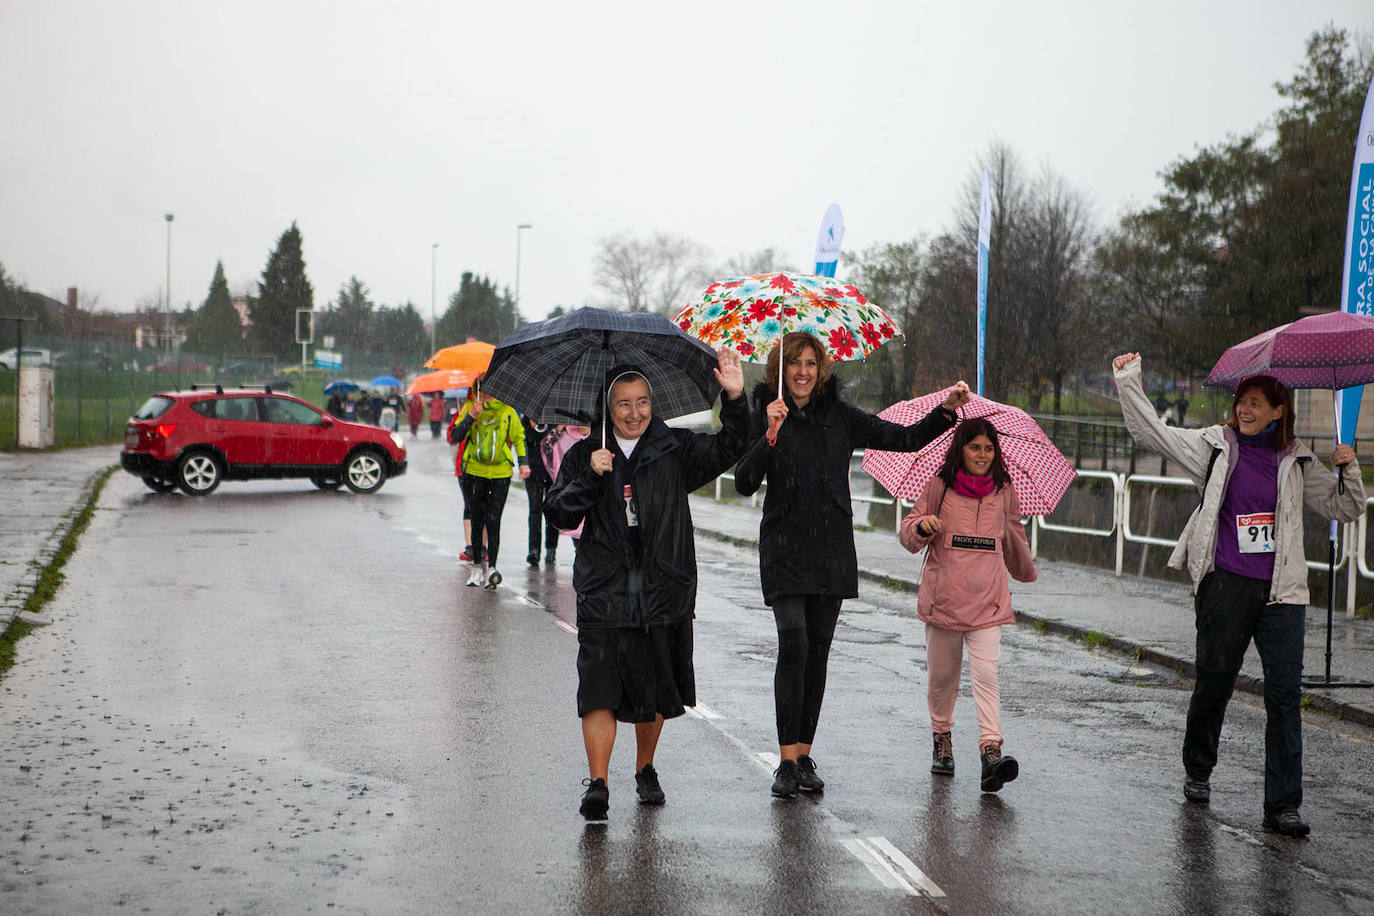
[471,411,506,465]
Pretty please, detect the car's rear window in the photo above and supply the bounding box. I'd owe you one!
[190,401,215,418]
[132,396,175,420]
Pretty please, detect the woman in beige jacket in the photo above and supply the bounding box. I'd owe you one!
[1113,352,1363,838]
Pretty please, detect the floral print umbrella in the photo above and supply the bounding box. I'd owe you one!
[672,272,900,364]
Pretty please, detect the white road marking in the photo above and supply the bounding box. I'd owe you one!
[756,751,780,770]
[866,835,945,898]
[688,701,723,720]
[552,618,577,635]
[840,838,918,895]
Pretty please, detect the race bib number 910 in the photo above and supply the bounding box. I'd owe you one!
[1236,513,1275,554]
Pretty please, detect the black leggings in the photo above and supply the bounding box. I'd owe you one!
[772,595,842,746]
[462,476,511,567]
[526,476,560,555]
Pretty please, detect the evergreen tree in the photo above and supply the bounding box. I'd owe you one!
[183,261,243,361]
[437,272,503,344]
[332,276,374,353]
[373,302,428,363]
[249,222,314,358]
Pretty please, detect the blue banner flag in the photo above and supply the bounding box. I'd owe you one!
[976,167,992,396]
[813,204,844,277]
[1338,72,1374,445]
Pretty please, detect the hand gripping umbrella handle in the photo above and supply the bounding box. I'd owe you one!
[767,415,780,446]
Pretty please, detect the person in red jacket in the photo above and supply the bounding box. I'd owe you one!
[407,394,424,438]
[428,392,446,439]
[899,417,1037,793]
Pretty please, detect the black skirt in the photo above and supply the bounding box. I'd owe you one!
[576,619,695,723]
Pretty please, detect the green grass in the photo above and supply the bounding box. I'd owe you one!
[1083,630,1107,649]
[0,465,116,682]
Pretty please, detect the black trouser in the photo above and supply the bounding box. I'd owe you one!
[1183,568,1305,814]
[525,475,559,556]
[772,595,842,746]
[464,476,511,568]
[430,420,442,439]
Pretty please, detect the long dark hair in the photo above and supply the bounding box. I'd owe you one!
[1226,375,1294,450]
[936,417,1011,490]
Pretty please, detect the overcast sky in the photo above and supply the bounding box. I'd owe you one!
[2,0,1371,330]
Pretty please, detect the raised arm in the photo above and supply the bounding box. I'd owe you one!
[1112,353,1214,484]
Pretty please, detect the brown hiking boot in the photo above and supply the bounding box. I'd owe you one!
[931,731,954,776]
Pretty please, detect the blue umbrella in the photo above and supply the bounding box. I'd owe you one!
[323,379,361,395]
[370,375,402,389]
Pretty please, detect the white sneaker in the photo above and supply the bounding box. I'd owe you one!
[484,568,503,590]
[466,563,485,587]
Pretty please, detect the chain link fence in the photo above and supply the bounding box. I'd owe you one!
[0,333,412,449]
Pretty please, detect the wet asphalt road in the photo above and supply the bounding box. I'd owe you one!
[3,435,1374,914]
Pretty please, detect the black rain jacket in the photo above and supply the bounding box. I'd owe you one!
[733,378,954,605]
[545,393,749,629]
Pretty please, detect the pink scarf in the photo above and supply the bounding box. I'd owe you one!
[953,469,996,500]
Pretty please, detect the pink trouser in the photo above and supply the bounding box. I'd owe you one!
[925,622,1002,749]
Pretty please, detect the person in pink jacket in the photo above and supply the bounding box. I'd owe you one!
[899,416,1037,793]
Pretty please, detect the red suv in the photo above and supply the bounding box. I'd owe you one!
[121,386,408,495]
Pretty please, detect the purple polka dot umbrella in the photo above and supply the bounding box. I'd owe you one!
[1205,310,1374,391]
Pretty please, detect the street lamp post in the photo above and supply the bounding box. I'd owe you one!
[164,213,174,352]
[515,223,532,313]
[430,242,439,352]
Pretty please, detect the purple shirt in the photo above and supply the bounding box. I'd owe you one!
[1213,430,1279,580]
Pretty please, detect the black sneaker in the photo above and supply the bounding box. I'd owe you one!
[1263,809,1311,837]
[795,755,825,793]
[527,551,540,567]
[980,744,1019,793]
[544,550,557,566]
[635,764,666,805]
[771,759,799,798]
[931,731,955,776]
[579,778,609,820]
[1184,777,1211,804]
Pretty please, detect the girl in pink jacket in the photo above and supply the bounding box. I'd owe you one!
[899,417,1037,793]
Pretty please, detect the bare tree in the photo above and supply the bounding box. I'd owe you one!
[594,231,712,314]
[650,232,713,315]
[722,247,794,277]
[594,234,655,312]
[1020,169,1096,411]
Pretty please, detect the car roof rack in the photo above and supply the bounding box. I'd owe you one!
[190,384,225,395]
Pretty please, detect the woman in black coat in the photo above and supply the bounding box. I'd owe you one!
[733,331,969,798]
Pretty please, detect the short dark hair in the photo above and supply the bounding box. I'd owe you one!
[1226,375,1293,450]
[936,416,1011,490]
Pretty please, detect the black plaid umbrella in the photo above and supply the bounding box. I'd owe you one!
[482,307,723,428]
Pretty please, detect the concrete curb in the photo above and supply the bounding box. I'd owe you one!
[693,524,1374,732]
[0,464,114,635]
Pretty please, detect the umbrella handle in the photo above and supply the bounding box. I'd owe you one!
[767,415,780,447]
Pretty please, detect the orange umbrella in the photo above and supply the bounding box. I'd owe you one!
[406,369,476,395]
[423,338,494,372]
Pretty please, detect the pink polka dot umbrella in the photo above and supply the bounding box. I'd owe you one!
[1205,310,1374,391]
[862,388,1076,516]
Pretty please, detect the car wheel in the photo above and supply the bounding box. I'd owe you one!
[176,450,223,496]
[343,449,387,494]
[142,476,178,493]
[310,476,343,491]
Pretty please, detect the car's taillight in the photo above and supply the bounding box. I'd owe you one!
[153,424,177,439]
